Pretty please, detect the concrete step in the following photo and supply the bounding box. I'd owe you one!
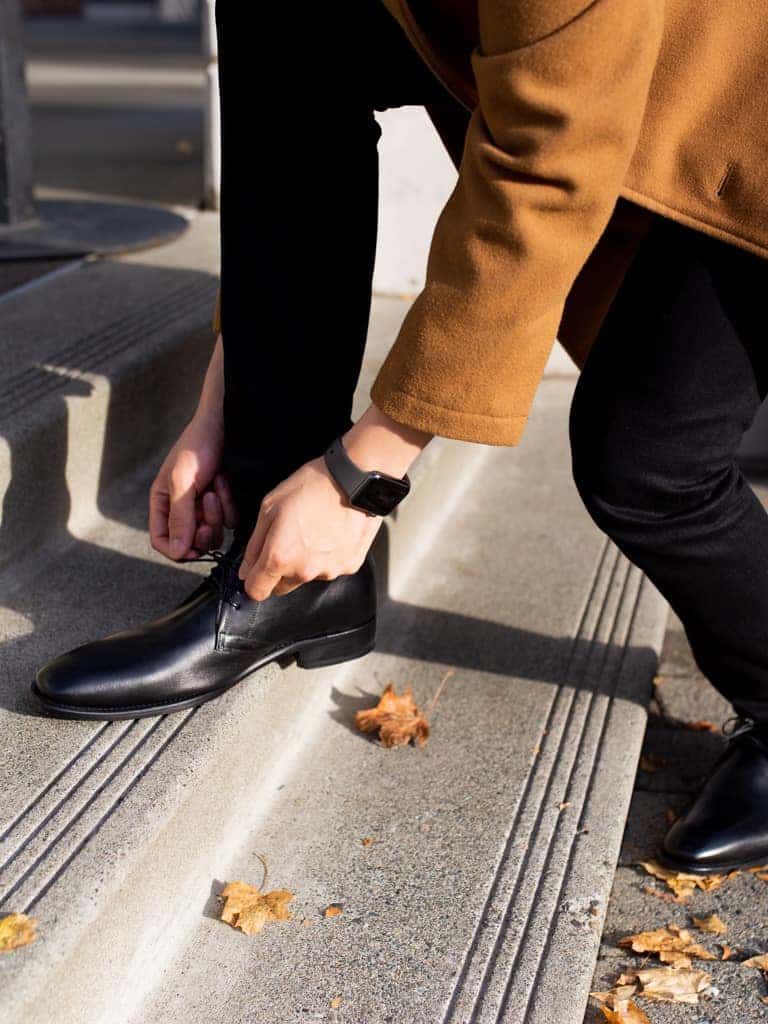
[0,205,221,577]
[0,226,667,1022]
[0,276,489,1022]
[0,340,667,1023]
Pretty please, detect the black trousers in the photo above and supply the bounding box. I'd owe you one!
[570,215,768,724]
[216,3,768,722]
[214,0,468,528]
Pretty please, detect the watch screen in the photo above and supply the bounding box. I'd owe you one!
[354,473,410,515]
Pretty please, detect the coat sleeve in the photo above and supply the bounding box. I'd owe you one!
[370,0,664,445]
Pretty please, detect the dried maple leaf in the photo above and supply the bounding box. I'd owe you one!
[619,925,715,967]
[720,944,732,960]
[361,837,374,847]
[355,684,429,748]
[692,913,727,935]
[330,996,342,1009]
[0,913,37,953]
[683,720,719,732]
[634,966,713,1004]
[639,860,729,900]
[324,904,343,918]
[741,953,768,970]
[219,880,293,935]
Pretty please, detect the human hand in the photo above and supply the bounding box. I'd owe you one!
[237,456,383,600]
[149,413,237,561]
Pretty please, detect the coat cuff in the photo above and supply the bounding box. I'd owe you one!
[370,371,530,447]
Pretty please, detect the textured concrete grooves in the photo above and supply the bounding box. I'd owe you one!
[0,276,216,418]
[443,547,655,1024]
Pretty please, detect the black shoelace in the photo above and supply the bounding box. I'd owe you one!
[185,548,243,612]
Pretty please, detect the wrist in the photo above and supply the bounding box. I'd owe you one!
[341,403,432,478]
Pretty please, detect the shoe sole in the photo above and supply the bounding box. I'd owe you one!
[30,618,376,722]
[655,844,768,875]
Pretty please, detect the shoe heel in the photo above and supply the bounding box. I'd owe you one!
[295,619,376,669]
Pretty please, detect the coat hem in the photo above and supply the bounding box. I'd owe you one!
[619,185,768,261]
[370,378,529,446]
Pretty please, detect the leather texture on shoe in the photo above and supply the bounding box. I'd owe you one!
[659,720,768,874]
[33,547,376,718]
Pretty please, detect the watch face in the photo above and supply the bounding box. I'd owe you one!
[352,473,410,515]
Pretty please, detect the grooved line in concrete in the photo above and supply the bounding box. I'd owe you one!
[441,539,614,1020]
[504,566,645,1024]
[0,722,111,843]
[442,541,645,1022]
[0,706,196,913]
[0,277,217,418]
[520,573,647,1019]
[0,720,132,868]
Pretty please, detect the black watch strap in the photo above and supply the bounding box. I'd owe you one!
[323,436,410,514]
[324,437,369,499]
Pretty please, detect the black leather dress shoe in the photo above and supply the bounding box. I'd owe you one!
[32,544,376,721]
[658,717,768,874]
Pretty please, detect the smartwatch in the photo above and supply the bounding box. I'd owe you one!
[323,436,411,516]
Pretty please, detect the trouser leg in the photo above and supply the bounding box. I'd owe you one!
[569,212,768,723]
[214,0,463,533]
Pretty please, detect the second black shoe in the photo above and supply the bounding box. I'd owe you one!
[658,717,768,874]
[32,544,377,720]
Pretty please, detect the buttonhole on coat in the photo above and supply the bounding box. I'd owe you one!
[716,162,735,198]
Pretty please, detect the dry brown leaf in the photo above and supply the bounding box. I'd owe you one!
[683,720,719,732]
[692,913,727,935]
[559,802,571,811]
[600,1002,650,1024]
[594,986,650,1024]
[619,925,715,966]
[748,864,768,873]
[355,684,429,748]
[635,966,713,1004]
[361,838,374,847]
[330,996,342,1009]
[219,881,293,935]
[639,756,659,773]
[0,913,37,953]
[324,904,343,918]
[642,884,683,905]
[761,996,768,1005]
[639,860,729,900]
[741,953,768,970]
[754,872,768,882]
[720,944,732,960]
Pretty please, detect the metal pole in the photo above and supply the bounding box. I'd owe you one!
[0,0,36,226]
[202,0,219,210]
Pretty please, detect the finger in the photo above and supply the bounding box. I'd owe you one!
[238,503,272,580]
[243,542,292,601]
[149,486,172,556]
[168,470,197,560]
[202,489,224,531]
[194,521,213,553]
[214,474,239,529]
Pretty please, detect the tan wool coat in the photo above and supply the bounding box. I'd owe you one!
[213,0,768,446]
